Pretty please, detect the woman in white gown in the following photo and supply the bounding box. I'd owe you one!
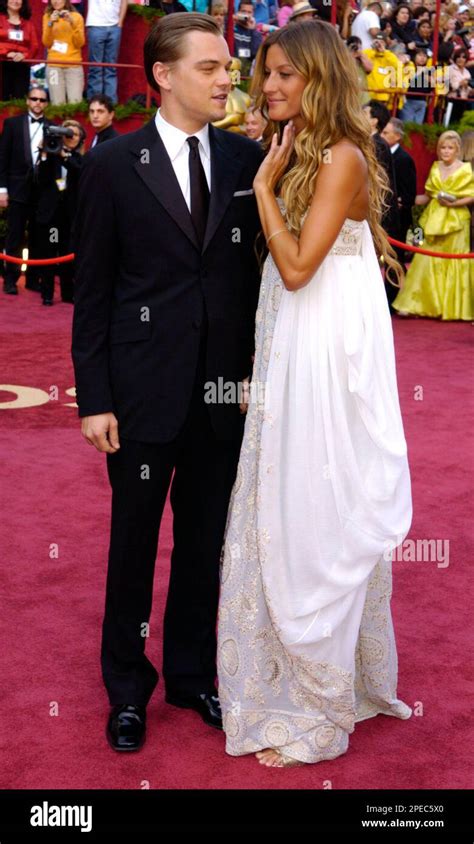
[217,20,413,767]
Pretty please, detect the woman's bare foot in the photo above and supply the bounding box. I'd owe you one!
[256,748,306,767]
[256,748,282,767]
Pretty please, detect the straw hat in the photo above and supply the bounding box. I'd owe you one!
[289,1,318,22]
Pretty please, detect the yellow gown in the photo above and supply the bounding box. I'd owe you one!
[393,161,474,321]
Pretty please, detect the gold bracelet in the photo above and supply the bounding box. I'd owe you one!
[266,228,287,246]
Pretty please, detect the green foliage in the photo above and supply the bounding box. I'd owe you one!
[0,99,154,122]
[403,115,474,150]
[128,4,166,23]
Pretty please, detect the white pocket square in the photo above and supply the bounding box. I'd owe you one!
[233,189,254,196]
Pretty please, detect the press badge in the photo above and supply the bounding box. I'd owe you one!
[52,40,68,54]
[8,29,24,41]
[238,48,251,58]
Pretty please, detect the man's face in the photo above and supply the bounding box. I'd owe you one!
[238,4,255,27]
[27,89,48,117]
[89,103,113,131]
[154,31,232,125]
[372,38,386,54]
[381,122,400,146]
[362,105,377,133]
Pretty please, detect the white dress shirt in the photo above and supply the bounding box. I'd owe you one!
[154,108,211,212]
[0,113,44,194]
[28,112,44,167]
[390,143,400,154]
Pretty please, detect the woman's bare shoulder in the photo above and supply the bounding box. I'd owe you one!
[328,139,368,170]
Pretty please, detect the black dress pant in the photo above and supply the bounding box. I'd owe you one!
[4,200,42,288]
[35,220,58,302]
[1,60,31,101]
[101,334,243,706]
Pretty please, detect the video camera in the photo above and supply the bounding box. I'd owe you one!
[43,125,74,155]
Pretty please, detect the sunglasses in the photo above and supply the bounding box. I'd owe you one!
[29,97,47,102]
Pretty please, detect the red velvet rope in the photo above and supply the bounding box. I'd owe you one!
[387,238,474,259]
[1,238,473,266]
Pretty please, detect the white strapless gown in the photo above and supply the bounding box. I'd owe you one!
[217,211,413,764]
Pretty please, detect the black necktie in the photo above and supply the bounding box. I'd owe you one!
[186,136,209,246]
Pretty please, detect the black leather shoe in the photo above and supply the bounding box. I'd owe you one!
[165,690,223,730]
[42,299,53,306]
[106,704,146,752]
[4,283,17,295]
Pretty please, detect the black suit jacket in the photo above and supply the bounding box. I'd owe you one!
[392,144,417,228]
[374,133,401,239]
[35,150,83,227]
[0,114,52,203]
[71,118,264,443]
[93,124,119,147]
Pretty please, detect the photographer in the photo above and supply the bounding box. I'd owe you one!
[34,119,85,305]
[363,35,404,110]
[233,0,262,77]
[42,0,85,105]
[346,35,373,105]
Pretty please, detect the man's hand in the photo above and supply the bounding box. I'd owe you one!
[81,412,120,453]
[0,193,8,208]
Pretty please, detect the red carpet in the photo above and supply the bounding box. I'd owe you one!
[1,276,472,790]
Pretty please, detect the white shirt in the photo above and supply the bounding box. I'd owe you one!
[390,143,400,154]
[154,108,211,213]
[351,9,380,51]
[86,0,122,27]
[28,112,44,167]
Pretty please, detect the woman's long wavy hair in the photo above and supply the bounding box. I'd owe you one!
[250,20,404,287]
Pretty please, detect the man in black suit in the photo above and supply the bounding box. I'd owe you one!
[363,99,402,309]
[0,86,51,295]
[381,117,417,262]
[88,95,120,149]
[72,13,264,752]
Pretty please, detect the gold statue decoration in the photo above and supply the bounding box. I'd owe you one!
[212,58,251,134]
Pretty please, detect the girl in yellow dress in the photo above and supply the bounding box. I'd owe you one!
[393,130,474,321]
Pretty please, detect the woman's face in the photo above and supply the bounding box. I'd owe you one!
[418,22,432,38]
[262,43,307,131]
[396,7,410,24]
[7,0,23,14]
[64,126,82,150]
[455,54,467,66]
[439,140,459,164]
[52,0,67,10]
[212,11,225,28]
